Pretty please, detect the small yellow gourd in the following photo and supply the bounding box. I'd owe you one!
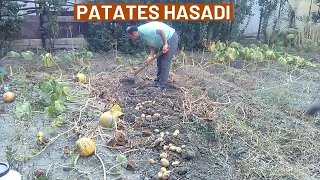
[3,92,15,103]
[76,73,86,83]
[99,111,118,128]
[76,137,96,157]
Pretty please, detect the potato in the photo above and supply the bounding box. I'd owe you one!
[157,171,163,179]
[160,158,169,167]
[162,171,172,179]
[173,129,180,137]
[146,115,152,120]
[163,145,169,151]
[181,145,186,149]
[154,129,160,133]
[172,161,180,167]
[160,167,166,172]
[149,159,156,164]
[153,113,160,117]
[169,146,176,152]
[160,152,168,158]
[140,114,146,119]
[153,113,161,120]
[175,147,182,153]
[160,132,165,137]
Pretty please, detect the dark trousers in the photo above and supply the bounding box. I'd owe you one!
[155,31,179,88]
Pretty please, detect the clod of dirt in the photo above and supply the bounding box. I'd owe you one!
[176,167,190,175]
[34,168,46,178]
[126,160,136,170]
[181,148,196,160]
[141,131,152,136]
[231,60,245,69]
[119,77,135,85]
[62,167,73,171]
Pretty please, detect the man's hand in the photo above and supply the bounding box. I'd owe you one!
[162,44,169,53]
[145,56,153,65]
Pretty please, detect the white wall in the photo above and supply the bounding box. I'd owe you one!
[239,1,260,36]
[240,0,319,37]
[17,0,82,15]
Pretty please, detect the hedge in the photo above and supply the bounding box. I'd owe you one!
[85,0,254,54]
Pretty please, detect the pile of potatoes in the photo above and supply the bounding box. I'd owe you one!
[150,129,185,179]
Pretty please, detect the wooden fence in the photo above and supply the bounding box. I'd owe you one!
[11,11,89,50]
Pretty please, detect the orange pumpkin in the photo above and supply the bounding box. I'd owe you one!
[76,137,96,157]
[3,92,15,103]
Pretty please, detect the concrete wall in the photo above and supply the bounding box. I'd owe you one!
[240,0,320,37]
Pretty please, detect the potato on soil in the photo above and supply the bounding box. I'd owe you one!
[160,158,169,167]
[157,171,163,179]
[154,129,160,133]
[163,145,169,151]
[146,115,152,120]
[169,146,177,152]
[172,129,180,137]
[3,92,15,103]
[160,167,166,172]
[153,113,161,120]
[160,132,165,137]
[162,171,172,179]
[149,159,156,164]
[153,113,160,117]
[172,161,180,167]
[175,147,182,153]
[160,152,168,158]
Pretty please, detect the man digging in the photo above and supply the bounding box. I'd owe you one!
[126,21,179,91]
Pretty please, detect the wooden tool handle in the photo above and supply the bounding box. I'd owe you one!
[133,51,163,76]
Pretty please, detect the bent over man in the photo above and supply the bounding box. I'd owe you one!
[126,21,179,90]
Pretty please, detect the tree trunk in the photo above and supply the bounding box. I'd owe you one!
[0,0,3,19]
[39,2,46,50]
[269,0,283,43]
[289,9,295,28]
[307,0,313,22]
[257,8,263,40]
